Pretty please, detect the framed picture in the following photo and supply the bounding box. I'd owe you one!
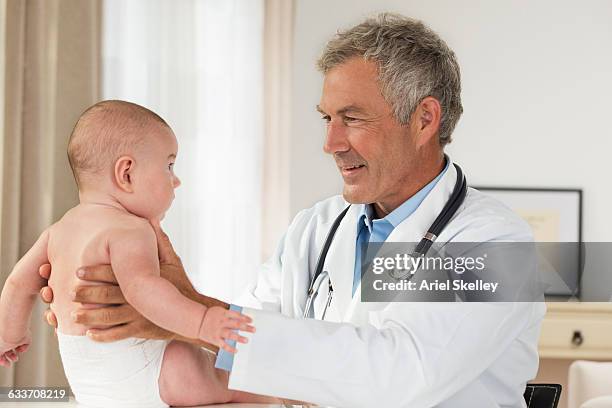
[474,187,583,298]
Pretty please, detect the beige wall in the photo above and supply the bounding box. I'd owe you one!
[536,359,572,408]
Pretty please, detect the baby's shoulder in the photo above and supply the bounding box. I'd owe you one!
[104,211,155,239]
[52,205,154,241]
[104,215,158,257]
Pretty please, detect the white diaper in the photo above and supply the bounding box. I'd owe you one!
[57,331,169,408]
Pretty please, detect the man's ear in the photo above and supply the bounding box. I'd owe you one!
[114,156,135,193]
[412,96,442,148]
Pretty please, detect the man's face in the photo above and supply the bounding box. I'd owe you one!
[318,57,419,212]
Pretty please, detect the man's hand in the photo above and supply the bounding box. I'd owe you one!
[76,265,175,342]
[149,221,228,310]
[39,264,57,329]
[39,263,172,342]
[149,221,191,295]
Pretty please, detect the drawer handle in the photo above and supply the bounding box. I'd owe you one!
[571,330,583,346]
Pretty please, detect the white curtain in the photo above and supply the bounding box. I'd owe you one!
[102,0,264,303]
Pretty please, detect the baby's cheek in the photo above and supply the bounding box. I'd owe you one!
[153,182,174,211]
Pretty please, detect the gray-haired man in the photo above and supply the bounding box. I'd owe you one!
[41,13,543,407]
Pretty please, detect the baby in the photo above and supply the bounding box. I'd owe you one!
[0,101,270,407]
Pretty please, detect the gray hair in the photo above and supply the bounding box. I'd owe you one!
[317,13,463,146]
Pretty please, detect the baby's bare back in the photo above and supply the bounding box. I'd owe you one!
[46,204,273,406]
[48,204,144,335]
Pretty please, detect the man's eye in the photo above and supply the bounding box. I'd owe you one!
[321,115,331,123]
[344,116,358,123]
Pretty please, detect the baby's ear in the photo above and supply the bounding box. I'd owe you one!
[114,156,135,193]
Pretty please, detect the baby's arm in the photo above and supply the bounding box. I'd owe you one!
[0,229,50,366]
[108,222,253,352]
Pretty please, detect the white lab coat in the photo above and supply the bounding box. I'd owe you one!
[230,161,545,408]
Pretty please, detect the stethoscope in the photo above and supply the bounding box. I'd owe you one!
[303,163,468,320]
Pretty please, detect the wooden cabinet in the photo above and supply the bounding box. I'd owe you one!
[539,303,612,359]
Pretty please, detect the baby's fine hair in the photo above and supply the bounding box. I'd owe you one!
[67,100,169,188]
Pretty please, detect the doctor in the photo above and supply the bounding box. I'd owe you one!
[40,13,544,408]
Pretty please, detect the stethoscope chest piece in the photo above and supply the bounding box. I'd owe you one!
[303,270,333,319]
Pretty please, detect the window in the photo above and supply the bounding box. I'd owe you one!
[102,0,264,302]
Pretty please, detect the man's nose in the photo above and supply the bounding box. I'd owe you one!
[323,121,350,154]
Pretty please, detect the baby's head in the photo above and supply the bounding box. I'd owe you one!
[68,100,181,221]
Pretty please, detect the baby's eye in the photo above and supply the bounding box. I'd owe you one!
[168,163,175,170]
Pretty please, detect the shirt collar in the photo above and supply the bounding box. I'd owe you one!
[357,157,450,232]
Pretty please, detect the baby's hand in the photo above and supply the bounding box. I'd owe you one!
[0,332,31,367]
[198,307,255,354]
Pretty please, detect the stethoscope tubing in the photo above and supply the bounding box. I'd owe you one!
[303,163,467,320]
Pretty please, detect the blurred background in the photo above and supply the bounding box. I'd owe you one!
[1,1,611,407]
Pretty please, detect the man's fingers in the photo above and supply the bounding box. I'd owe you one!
[150,221,177,264]
[72,304,136,326]
[44,309,58,328]
[40,286,53,304]
[72,285,125,304]
[76,265,117,284]
[86,323,136,343]
[39,264,51,280]
[0,356,9,367]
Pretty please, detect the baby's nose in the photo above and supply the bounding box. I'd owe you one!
[173,176,181,188]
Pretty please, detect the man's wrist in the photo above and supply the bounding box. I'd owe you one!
[161,263,229,310]
[193,292,229,310]
[174,271,229,310]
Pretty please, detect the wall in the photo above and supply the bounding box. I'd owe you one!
[290,0,612,300]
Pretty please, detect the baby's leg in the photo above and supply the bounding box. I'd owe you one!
[159,340,279,406]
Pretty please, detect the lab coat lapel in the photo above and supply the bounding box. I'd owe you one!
[386,161,459,243]
[345,161,459,320]
[322,203,362,321]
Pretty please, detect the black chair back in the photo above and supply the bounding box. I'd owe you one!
[524,384,562,408]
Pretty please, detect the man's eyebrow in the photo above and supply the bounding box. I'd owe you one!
[316,104,366,115]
